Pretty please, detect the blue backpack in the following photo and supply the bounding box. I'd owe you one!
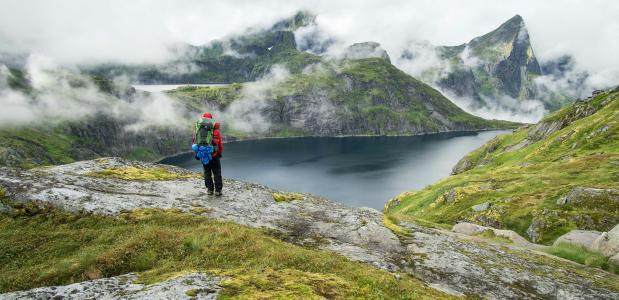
[192,144,214,165]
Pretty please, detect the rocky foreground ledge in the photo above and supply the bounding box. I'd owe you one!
[1,158,618,299]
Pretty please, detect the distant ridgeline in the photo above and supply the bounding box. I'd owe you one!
[85,12,591,115]
[386,87,619,244]
[0,11,519,168]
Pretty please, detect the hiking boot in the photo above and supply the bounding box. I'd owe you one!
[215,191,222,197]
[207,190,214,195]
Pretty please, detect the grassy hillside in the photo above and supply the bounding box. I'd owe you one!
[0,200,451,299]
[169,58,519,137]
[0,127,78,168]
[386,89,619,244]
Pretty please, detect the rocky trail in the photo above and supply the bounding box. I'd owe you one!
[1,158,618,299]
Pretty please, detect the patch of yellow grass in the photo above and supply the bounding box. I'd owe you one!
[272,192,304,202]
[86,166,193,181]
[382,215,411,238]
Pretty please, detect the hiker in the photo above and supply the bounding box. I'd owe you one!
[192,112,224,196]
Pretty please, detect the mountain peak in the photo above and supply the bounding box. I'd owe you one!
[507,14,524,24]
[271,10,317,31]
[469,14,527,47]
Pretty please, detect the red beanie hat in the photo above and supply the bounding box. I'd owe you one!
[202,112,212,118]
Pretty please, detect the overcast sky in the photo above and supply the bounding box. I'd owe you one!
[0,0,617,82]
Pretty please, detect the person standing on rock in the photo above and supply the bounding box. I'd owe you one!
[192,112,224,196]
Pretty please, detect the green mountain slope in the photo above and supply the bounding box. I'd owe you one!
[385,88,619,244]
[168,58,518,137]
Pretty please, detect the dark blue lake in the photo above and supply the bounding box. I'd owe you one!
[162,130,508,209]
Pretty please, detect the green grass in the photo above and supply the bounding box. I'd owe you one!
[386,91,619,245]
[544,243,617,274]
[382,215,411,238]
[0,205,452,299]
[476,229,513,244]
[0,127,77,168]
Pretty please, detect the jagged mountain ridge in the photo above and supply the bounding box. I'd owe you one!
[398,14,587,114]
[439,15,540,101]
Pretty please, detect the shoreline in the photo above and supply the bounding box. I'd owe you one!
[156,127,513,163]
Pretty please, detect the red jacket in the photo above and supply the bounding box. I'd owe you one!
[211,122,224,158]
[192,120,224,158]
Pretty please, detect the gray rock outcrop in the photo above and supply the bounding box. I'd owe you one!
[592,224,619,257]
[0,158,403,271]
[556,187,619,206]
[452,222,536,248]
[406,222,618,299]
[1,158,618,299]
[0,273,220,300]
[553,230,602,251]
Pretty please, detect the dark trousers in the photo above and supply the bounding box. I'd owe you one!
[203,157,222,192]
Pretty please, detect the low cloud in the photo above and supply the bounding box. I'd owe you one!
[394,41,446,79]
[222,65,291,133]
[443,90,547,124]
[0,54,191,131]
[1,0,617,82]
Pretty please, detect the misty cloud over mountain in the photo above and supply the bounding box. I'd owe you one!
[0,0,617,124]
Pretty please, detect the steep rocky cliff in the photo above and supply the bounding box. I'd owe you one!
[438,15,540,101]
[398,15,586,113]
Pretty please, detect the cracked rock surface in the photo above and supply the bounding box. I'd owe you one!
[0,158,403,271]
[1,157,619,299]
[402,222,619,299]
[0,273,220,300]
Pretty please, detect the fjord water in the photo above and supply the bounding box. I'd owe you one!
[162,130,509,209]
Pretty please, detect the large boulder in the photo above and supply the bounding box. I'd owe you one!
[452,222,533,247]
[552,230,602,251]
[591,224,619,257]
[556,187,619,207]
